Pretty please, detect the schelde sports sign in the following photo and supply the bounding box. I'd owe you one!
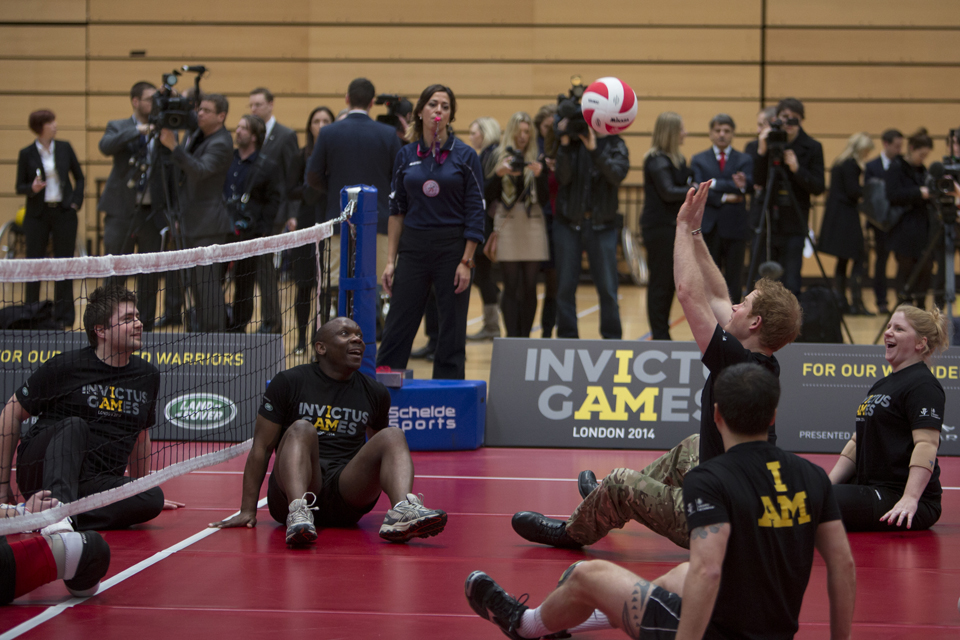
[0,330,283,443]
[486,338,960,455]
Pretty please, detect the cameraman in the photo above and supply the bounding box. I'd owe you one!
[754,97,825,295]
[223,114,282,333]
[159,93,233,331]
[98,81,163,330]
[554,114,629,339]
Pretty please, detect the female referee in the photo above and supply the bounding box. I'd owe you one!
[376,84,485,380]
[827,304,948,531]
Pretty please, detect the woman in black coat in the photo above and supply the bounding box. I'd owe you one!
[640,112,692,340]
[15,110,85,328]
[886,129,934,309]
[819,132,874,315]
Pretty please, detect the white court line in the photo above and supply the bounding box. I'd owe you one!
[1,497,268,640]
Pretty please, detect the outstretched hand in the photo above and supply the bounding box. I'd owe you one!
[879,496,919,529]
[676,181,712,230]
[209,510,257,530]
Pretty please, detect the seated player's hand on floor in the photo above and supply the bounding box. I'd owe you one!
[163,500,186,510]
[209,510,257,529]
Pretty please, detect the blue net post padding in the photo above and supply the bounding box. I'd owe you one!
[338,185,378,377]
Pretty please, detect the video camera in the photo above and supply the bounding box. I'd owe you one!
[375,94,411,132]
[556,76,589,139]
[765,117,799,163]
[149,66,206,131]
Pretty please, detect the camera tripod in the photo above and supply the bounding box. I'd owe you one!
[872,206,957,344]
[746,154,855,343]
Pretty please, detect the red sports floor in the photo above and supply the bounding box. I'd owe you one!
[2,448,959,639]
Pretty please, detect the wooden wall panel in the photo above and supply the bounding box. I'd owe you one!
[765,65,960,100]
[0,0,87,23]
[0,27,86,58]
[88,0,309,23]
[533,0,761,25]
[88,25,309,60]
[767,0,960,27]
[88,60,310,95]
[802,102,960,138]
[1,61,87,94]
[767,28,960,64]
[0,129,88,164]
[0,96,86,128]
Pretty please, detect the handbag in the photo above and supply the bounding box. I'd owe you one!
[858,177,905,232]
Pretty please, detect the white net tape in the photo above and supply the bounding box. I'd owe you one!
[0,221,333,282]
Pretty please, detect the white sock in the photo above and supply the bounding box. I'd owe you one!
[56,532,85,581]
[517,607,550,638]
[568,610,612,633]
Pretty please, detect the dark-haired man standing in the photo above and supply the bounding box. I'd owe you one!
[159,93,234,331]
[0,285,166,530]
[865,128,903,314]
[99,80,163,329]
[467,363,855,640]
[249,87,299,235]
[212,316,446,546]
[306,77,402,281]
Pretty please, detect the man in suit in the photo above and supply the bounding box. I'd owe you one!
[691,114,753,302]
[865,128,903,314]
[98,81,165,330]
[158,93,234,332]
[223,114,283,333]
[754,98,825,296]
[306,77,403,281]
[249,87,299,233]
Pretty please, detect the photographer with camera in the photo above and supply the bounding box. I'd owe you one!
[223,114,282,333]
[158,93,234,331]
[885,129,934,309]
[98,81,164,330]
[483,112,548,338]
[553,92,629,340]
[754,98,825,296]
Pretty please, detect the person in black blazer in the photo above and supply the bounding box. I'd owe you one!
[249,87,299,233]
[98,81,164,329]
[864,129,903,313]
[819,133,875,315]
[306,77,403,279]
[753,98,825,296]
[15,110,85,327]
[640,112,692,340]
[287,106,335,354]
[691,114,753,302]
[886,129,935,309]
[158,93,234,331]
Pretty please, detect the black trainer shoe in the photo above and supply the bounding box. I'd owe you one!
[465,571,531,639]
[511,512,582,549]
[577,470,599,499]
[64,531,111,597]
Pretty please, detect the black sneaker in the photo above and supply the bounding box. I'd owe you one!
[511,512,582,549]
[577,470,598,499]
[465,571,531,639]
[64,532,111,597]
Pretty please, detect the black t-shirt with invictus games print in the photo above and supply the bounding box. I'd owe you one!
[15,347,160,476]
[700,325,780,462]
[854,361,943,501]
[258,362,391,469]
[683,441,841,640]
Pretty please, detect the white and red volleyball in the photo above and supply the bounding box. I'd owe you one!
[581,77,638,135]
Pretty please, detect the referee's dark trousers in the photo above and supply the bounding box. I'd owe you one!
[377,225,471,380]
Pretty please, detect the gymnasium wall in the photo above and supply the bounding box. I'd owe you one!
[1,0,958,250]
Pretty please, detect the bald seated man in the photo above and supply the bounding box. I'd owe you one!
[212,317,447,545]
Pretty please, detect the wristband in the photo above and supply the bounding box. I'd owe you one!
[691,227,703,236]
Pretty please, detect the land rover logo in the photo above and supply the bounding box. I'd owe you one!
[164,393,237,430]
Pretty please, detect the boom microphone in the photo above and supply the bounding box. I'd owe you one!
[181,65,207,74]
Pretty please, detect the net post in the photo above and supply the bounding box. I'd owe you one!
[338,185,378,377]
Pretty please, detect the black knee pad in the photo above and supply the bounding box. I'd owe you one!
[64,531,111,597]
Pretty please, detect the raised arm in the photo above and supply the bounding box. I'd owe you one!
[210,414,282,529]
[674,182,731,352]
[0,396,30,503]
[674,522,730,640]
[815,519,856,640]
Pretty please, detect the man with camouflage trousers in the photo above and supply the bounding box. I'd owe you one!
[512,181,803,549]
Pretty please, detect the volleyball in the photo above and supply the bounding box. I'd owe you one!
[581,77,638,135]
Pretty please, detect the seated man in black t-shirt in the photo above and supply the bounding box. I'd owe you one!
[513,183,803,549]
[211,317,447,545]
[467,364,856,640]
[0,284,168,531]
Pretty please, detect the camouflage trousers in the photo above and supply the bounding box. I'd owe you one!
[565,433,700,549]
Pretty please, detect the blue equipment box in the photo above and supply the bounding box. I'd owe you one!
[388,380,486,451]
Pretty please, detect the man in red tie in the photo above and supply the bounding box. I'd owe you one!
[690,114,753,302]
